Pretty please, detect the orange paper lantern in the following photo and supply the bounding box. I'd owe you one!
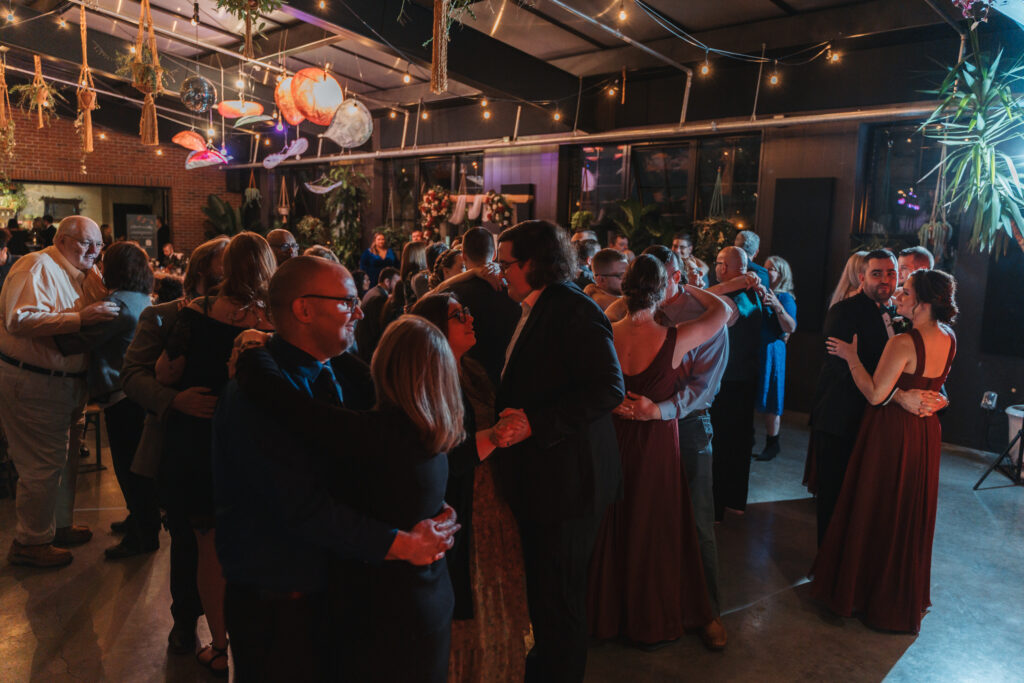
[172,130,207,152]
[291,68,343,127]
[274,76,305,126]
[217,100,264,119]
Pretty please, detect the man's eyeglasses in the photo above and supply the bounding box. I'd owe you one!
[70,238,103,251]
[448,306,472,323]
[299,294,361,312]
[273,242,300,252]
[596,272,624,279]
[497,259,521,274]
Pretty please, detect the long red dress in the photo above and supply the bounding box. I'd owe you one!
[588,328,713,644]
[810,327,955,633]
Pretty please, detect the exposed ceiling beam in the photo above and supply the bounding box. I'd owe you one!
[765,0,799,16]
[280,0,580,103]
[515,2,613,50]
[551,0,947,75]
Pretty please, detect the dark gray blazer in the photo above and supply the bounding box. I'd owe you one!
[54,290,151,401]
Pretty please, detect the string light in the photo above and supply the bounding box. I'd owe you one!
[99,133,107,140]
[275,119,284,132]
[700,53,711,76]
[58,17,67,28]
[768,61,780,86]
[617,1,627,21]
[156,149,163,156]
[607,86,617,97]
[264,138,271,146]
[828,48,841,63]
[388,110,397,119]
[129,45,137,55]
[318,0,325,8]
[421,109,429,120]
[5,11,14,22]
[481,98,488,108]
[235,77,245,89]
[207,127,216,136]
[483,110,491,120]
[553,111,561,121]
[402,71,412,84]
[190,2,199,26]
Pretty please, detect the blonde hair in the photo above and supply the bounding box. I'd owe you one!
[829,251,867,308]
[372,315,465,453]
[765,255,794,297]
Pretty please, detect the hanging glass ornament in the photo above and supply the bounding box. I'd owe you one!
[179,75,217,114]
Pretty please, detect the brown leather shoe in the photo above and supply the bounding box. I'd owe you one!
[8,540,73,568]
[53,525,93,548]
[701,617,727,650]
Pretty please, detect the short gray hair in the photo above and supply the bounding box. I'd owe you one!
[736,230,760,259]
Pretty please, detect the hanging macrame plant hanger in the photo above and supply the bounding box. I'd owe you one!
[277,175,290,217]
[30,56,50,130]
[430,0,449,94]
[0,51,13,162]
[77,5,98,154]
[133,0,163,145]
[708,169,725,221]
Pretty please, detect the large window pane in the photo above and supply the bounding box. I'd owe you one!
[694,135,760,231]
[863,124,943,237]
[631,144,692,234]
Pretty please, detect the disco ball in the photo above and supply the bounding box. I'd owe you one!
[179,76,217,114]
[323,99,373,149]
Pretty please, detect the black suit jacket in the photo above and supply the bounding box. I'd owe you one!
[444,277,521,387]
[495,282,625,522]
[809,292,891,439]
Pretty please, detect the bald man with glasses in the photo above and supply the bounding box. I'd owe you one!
[0,216,119,568]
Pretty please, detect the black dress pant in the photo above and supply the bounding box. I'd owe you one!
[157,468,202,626]
[679,411,721,614]
[811,430,857,546]
[710,379,757,521]
[104,398,160,546]
[518,513,604,683]
[225,583,327,683]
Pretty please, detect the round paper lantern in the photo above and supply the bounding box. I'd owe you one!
[217,100,264,119]
[274,76,305,126]
[324,99,373,149]
[291,68,343,127]
[172,130,207,152]
[179,76,217,114]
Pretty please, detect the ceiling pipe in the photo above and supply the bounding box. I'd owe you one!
[543,0,694,123]
[67,0,285,74]
[225,101,937,169]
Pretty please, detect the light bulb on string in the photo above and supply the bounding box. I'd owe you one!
[828,48,841,64]
[318,0,325,8]
[129,45,136,55]
[58,17,66,28]
[421,110,429,120]
[389,110,397,119]
[768,61,780,86]
[402,71,412,84]
[5,11,14,22]
[207,127,216,136]
[607,86,617,97]
[553,111,561,121]
[481,98,488,108]
[190,2,198,26]
[700,55,710,77]
[617,1,626,21]
[483,110,491,120]
[235,77,245,89]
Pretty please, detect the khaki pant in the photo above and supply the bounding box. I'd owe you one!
[0,362,87,545]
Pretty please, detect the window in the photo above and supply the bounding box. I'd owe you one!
[630,144,692,234]
[862,124,943,237]
[693,135,760,231]
[569,145,629,232]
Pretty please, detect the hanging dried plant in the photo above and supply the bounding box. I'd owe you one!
[215,0,284,59]
[132,0,163,145]
[11,57,63,129]
[0,54,14,164]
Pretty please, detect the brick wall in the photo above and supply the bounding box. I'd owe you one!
[5,110,240,251]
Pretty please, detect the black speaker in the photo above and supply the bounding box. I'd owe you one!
[224,168,247,194]
[771,177,835,334]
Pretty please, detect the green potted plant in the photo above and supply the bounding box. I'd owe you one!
[921,31,1024,254]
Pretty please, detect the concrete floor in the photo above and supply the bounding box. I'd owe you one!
[1,414,1022,682]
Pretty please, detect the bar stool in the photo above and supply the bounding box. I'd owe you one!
[79,404,106,473]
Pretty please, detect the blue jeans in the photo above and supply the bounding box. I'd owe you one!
[679,411,721,615]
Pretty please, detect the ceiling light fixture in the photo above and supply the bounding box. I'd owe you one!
[700,51,710,76]
[617,1,627,21]
[483,110,491,120]
[389,110,397,119]
[553,111,561,121]
[402,71,412,84]
[190,2,198,26]
[769,60,780,85]
[421,110,428,120]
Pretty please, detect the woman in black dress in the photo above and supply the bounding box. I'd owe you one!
[234,315,465,682]
[155,232,276,677]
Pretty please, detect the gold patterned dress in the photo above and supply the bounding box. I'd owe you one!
[447,358,532,683]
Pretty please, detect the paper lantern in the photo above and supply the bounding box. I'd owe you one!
[185,149,228,170]
[179,75,217,114]
[172,130,207,152]
[217,100,264,119]
[274,76,304,126]
[323,99,373,149]
[291,68,343,127]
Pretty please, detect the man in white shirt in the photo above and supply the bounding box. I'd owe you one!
[0,216,119,568]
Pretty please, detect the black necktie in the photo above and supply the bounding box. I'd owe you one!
[312,364,344,406]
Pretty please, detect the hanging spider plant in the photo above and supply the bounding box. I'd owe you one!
[920,31,1024,254]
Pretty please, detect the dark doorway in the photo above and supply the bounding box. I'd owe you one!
[112,203,153,241]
